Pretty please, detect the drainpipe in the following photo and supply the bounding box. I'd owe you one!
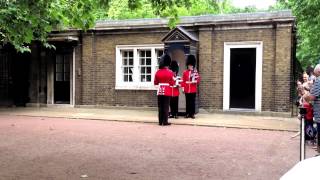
[79,30,83,106]
[92,30,97,105]
[37,42,41,107]
[272,22,277,112]
[290,24,297,117]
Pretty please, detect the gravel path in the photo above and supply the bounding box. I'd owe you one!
[0,115,314,180]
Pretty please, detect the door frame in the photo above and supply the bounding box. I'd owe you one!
[47,47,75,106]
[223,41,263,112]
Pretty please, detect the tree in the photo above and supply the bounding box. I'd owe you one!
[275,0,320,68]
[0,0,197,52]
[0,0,110,52]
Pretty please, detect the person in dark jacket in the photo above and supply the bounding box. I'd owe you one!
[154,54,174,126]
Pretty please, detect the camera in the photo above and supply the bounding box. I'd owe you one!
[299,106,307,115]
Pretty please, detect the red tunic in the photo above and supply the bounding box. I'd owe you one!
[154,68,174,96]
[170,75,181,97]
[182,69,200,93]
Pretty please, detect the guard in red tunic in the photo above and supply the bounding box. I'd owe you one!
[154,54,174,126]
[182,55,201,119]
[169,60,181,119]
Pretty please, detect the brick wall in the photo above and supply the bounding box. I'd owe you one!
[199,25,292,112]
[199,27,215,109]
[78,24,293,112]
[210,27,277,111]
[274,25,292,112]
[80,30,168,107]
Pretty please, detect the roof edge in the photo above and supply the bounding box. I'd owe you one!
[95,10,294,30]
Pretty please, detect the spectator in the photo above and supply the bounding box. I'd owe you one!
[304,64,320,153]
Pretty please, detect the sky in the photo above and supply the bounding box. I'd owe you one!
[230,0,277,9]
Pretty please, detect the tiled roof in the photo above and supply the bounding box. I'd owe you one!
[95,10,294,30]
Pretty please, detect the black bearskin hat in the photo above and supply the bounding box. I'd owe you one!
[186,54,196,67]
[170,60,179,74]
[159,54,171,69]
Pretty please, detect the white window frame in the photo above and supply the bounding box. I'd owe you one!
[115,44,164,90]
[223,41,263,112]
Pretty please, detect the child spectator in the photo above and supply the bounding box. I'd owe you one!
[301,90,317,142]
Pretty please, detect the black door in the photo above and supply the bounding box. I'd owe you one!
[0,52,11,106]
[230,48,256,109]
[54,54,70,104]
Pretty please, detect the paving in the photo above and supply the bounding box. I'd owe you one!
[0,115,309,180]
[0,107,299,132]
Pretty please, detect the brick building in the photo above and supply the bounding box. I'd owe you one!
[0,11,296,114]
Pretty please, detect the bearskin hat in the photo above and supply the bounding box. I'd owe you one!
[170,60,179,74]
[159,54,172,69]
[186,54,196,67]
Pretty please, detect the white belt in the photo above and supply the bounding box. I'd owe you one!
[158,83,169,86]
[186,81,196,84]
[157,83,169,95]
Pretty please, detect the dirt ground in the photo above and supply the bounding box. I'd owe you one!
[0,115,316,180]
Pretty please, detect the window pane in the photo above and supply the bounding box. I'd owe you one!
[147,67,151,74]
[56,64,63,73]
[64,63,70,73]
[124,67,128,73]
[140,59,145,65]
[56,73,63,81]
[123,59,127,65]
[64,72,70,81]
[146,50,151,57]
[140,50,145,57]
[56,55,63,64]
[156,50,163,65]
[124,75,128,82]
[141,75,145,82]
[156,50,163,58]
[129,75,133,82]
[129,58,133,65]
[146,75,151,82]
[129,67,133,74]
[141,67,145,74]
[129,51,133,57]
[146,58,151,65]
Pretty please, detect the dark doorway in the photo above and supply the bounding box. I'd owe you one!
[12,53,31,106]
[170,48,186,114]
[54,54,70,104]
[0,51,12,106]
[230,48,256,109]
[0,47,30,107]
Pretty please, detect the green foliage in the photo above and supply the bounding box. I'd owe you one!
[100,0,235,28]
[1,0,295,54]
[270,0,320,68]
[0,0,111,52]
[286,0,320,68]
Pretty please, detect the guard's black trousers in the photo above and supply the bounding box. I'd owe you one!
[170,96,179,116]
[158,95,170,125]
[185,93,196,116]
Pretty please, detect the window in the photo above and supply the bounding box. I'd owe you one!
[116,44,164,90]
[139,50,151,82]
[55,54,70,82]
[122,50,134,82]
